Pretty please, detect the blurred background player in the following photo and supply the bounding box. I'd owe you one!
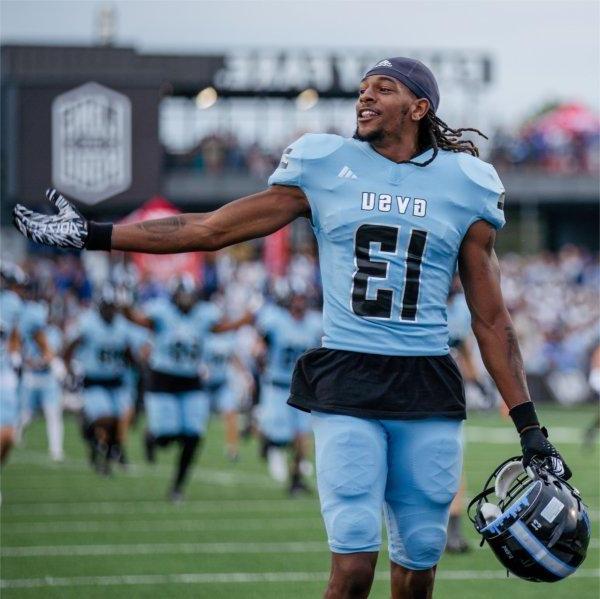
[445,274,492,554]
[256,289,322,495]
[64,285,138,474]
[202,327,248,461]
[130,275,252,502]
[17,280,64,462]
[0,266,24,465]
[583,344,600,447]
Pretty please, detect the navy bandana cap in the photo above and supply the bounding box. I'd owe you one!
[363,57,440,113]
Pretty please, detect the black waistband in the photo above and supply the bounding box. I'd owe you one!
[289,347,465,420]
[149,369,202,393]
[84,376,123,389]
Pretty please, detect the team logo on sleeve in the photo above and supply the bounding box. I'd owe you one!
[497,192,505,210]
[279,148,293,169]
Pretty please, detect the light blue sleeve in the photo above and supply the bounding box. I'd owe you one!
[46,326,63,353]
[143,299,169,333]
[1,292,22,331]
[23,303,47,337]
[268,133,345,231]
[195,302,221,333]
[458,154,506,231]
[255,304,280,336]
[268,138,304,189]
[125,320,151,352]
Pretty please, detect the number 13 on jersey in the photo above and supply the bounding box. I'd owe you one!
[351,224,428,321]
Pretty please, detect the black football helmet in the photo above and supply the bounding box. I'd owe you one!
[468,456,590,583]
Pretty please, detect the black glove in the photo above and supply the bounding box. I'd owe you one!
[510,401,572,480]
[13,189,112,250]
[520,426,572,480]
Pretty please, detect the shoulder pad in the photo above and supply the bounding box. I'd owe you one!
[288,133,345,161]
[457,153,504,196]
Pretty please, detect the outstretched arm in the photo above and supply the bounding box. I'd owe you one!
[459,220,571,478]
[112,186,309,253]
[13,186,310,254]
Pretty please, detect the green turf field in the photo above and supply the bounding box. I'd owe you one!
[1,405,598,598]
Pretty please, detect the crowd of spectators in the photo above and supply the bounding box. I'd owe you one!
[489,127,599,174]
[163,103,599,177]
[500,245,599,403]
[164,133,282,179]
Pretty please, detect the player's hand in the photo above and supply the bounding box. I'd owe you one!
[13,189,89,249]
[521,426,572,480]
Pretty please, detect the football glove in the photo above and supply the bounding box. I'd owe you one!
[13,189,113,250]
[13,189,88,249]
[520,426,572,480]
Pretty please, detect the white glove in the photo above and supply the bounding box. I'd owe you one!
[13,189,89,249]
[13,189,113,251]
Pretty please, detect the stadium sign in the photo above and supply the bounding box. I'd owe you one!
[213,51,492,94]
[52,82,132,205]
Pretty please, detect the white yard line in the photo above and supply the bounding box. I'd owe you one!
[1,569,599,589]
[466,426,600,444]
[1,498,316,516]
[1,541,327,557]
[8,449,273,486]
[2,539,598,558]
[1,517,323,534]
[3,501,597,523]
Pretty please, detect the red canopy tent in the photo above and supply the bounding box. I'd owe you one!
[523,103,600,136]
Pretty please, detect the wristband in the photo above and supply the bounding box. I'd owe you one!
[509,402,540,435]
[85,222,113,251]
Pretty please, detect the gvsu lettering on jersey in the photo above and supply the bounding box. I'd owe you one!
[361,192,427,217]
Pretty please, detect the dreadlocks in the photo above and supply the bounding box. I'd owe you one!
[409,111,489,167]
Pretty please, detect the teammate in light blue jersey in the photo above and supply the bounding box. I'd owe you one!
[65,285,138,473]
[203,330,247,461]
[129,275,253,501]
[18,289,65,462]
[16,56,571,597]
[256,293,322,494]
[0,267,24,464]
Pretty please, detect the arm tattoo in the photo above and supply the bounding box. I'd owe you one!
[135,216,186,235]
[505,324,529,394]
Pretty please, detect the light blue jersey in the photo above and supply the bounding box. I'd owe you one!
[1,290,23,427]
[72,310,134,380]
[19,301,49,369]
[203,332,236,387]
[145,298,220,378]
[46,324,63,355]
[0,290,22,369]
[447,292,472,345]
[257,304,322,385]
[269,134,505,356]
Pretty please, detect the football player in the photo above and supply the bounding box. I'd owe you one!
[18,282,64,462]
[583,343,600,447]
[127,276,252,501]
[256,290,321,494]
[203,329,248,461]
[14,57,571,598]
[0,266,24,464]
[64,285,138,474]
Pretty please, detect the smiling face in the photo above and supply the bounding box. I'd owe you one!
[355,75,430,146]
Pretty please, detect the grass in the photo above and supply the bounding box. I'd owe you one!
[1,404,598,598]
